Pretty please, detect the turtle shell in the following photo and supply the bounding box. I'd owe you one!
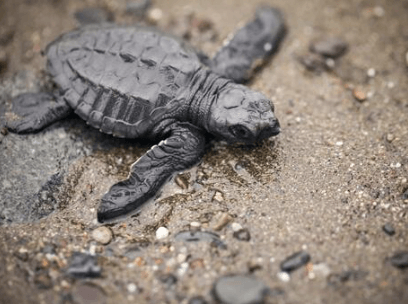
[45,24,202,138]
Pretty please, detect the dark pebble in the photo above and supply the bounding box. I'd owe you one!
[310,37,348,58]
[74,8,113,25]
[382,223,395,236]
[159,273,178,287]
[390,251,408,269]
[212,275,269,304]
[188,296,208,304]
[175,231,226,249]
[402,188,408,200]
[280,251,311,272]
[126,0,151,16]
[71,283,106,304]
[67,252,101,278]
[233,228,251,242]
[327,269,368,285]
[298,53,328,72]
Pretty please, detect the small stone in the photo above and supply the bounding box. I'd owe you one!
[309,263,331,278]
[382,223,395,236]
[298,53,327,72]
[67,252,101,278]
[390,251,408,269]
[212,191,224,202]
[405,52,408,67]
[280,251,311,272]
[15,247,29,261]
[126,0,151,16]
[231,222,243,232]
[367,68,376,78]
[147,8,163,24]
[160,273,178,287]
[212,212,232,231]
[127,283,137,293]
[352,88,366,102]
[92,226,113,245]
[386,133,395,142]
[190,221,201,228]
[277,271,290,282]
[74,8,113,25]
[189,296,208,304]
[212,275,269,304]
[175,174,189,189]
[156,227,169,239]
[72,283,106,304]
[373,6,385,17]
[310,37,348,58]
[233,228,251,242]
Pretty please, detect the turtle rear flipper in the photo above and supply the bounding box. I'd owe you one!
[210,6,286,83]
[6,92,72,133]
[97,122,206,222]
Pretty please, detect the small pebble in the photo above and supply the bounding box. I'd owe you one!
[386,133,395,142]
[405,51,408,67]
[147,8,163,24]
[160,273,178,287]
[212,191,225,202]
[280,251,311,272]
[233,228,251,241]
[156,227,169,239]
[212,212,232,231]
[367,68,376,78]
[92,226,113,245]
[67,252,101,278]
[74,7,113,25]
[277,271,290,282]
[382,223,395,236]
[373,6,385,17]
[127,283,138,293]
[71,283,106,304]
[175,174,189,189]
[390,251,408,269]
[231,222,243,232]
[310,37,348,58]
[190,221,201,228]
[212,275,269,304]
[352,88,366,102]
[298,53,327,72]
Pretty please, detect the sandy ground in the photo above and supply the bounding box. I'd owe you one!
[0,0,407,303]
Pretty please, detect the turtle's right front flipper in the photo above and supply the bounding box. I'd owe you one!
[210,6,286,83]
[6,92,72,133]
[97,123,206,223]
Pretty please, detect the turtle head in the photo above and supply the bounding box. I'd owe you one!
[207,83,280,144]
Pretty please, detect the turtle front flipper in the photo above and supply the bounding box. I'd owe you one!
[6,92,72,133]
[97,123,206,222]
[210,6,286,83]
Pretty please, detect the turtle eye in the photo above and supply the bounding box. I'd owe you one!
[229,125,251,140]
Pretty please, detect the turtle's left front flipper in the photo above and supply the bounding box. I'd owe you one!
[97,123,206,222]
[6,92,72,133]
[210,6,286,83]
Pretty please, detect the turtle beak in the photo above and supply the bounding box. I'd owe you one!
[257,119,280,141]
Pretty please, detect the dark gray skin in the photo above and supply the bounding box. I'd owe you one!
[6,7,285,222]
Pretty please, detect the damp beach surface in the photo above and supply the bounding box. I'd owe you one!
[0,0,407,303]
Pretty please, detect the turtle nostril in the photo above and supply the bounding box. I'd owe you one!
[271,119,280,135]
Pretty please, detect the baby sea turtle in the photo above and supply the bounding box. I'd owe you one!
[6,6,285,222]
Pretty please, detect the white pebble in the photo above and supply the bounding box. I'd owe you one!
[390,162,401,168]
[373,6,385,17]
[127,283,137,293]
[335,141,343,146]
[156,227,169,239]
[231,222,243,232]
[92,226,113,245]
[367,68,376,77]
[277,271,290,282]
[190,221,201,228]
